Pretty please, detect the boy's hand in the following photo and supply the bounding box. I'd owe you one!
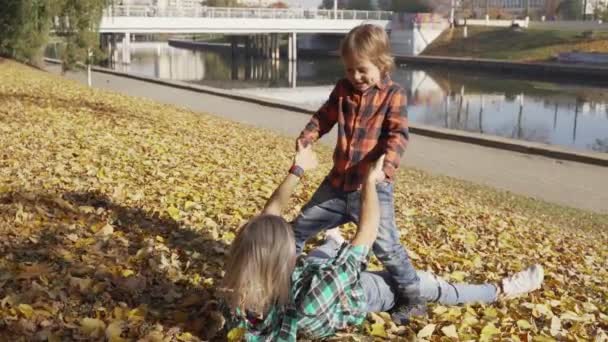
[295,140,318,171]
[366,154,386,184]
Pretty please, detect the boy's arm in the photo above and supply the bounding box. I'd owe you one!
[297,82,341,148]
[351,155,385,248]
[262,142,318,216]
[382,88,410,180]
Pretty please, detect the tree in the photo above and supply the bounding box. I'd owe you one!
[345,0,375,10]
[0,0,54,65]
[594,2,608,20]
[319,0,349,9]
[204,0,240,6]
[557,0,583,19]
[379,0,437,12]
[0,0,110,68]
[53,0,110,70]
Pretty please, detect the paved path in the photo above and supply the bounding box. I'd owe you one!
[45,65,608,214]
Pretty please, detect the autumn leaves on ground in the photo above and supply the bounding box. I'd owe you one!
[0,59,606,341]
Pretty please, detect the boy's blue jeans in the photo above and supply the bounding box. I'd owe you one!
[292,178,421,303]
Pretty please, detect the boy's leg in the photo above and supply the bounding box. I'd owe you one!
[417,271,498,304]
[292,179,350,254]
[347,182,422,307]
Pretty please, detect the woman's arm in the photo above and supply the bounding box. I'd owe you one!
[262,141,318,216]
[351,155,385,248]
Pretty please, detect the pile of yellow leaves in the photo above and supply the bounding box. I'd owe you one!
[0,59,606,341]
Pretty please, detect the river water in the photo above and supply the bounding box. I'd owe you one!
[82,42,608,153]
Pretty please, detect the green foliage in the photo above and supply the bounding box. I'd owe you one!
[378,0,434,12]
[557,0,582,19]
[595,3,608,20]
[319,0,348,9]
[0,0,109,68]
[0,0,53,64]
[203,0,243,7]
[345,0,374,10]
[53,0,109,70]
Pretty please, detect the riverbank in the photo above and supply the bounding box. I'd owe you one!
[422,26,608,62]
[43,58,608,216]
[169,37,608,84]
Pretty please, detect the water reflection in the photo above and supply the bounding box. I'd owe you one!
[99,42,608,154]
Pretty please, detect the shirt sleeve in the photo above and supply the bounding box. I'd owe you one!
[297,81,341,147]
[296,244,369,316]
[382,87,410,179]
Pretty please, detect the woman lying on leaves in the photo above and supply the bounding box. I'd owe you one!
[220,144,544,341]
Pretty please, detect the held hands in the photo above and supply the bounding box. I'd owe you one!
[294,140,318,172]
[366,154,386,184]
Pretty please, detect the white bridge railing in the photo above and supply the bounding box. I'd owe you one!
[104,5,393,21]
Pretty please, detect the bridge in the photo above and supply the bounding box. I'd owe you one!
[100,5,392,64]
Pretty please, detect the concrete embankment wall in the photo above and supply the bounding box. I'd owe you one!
[394,55,608,85]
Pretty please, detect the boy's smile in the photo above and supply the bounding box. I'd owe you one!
[343,55,382,92]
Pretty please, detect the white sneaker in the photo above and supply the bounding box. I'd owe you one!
[502,264,544,299]
[325,228,345,245]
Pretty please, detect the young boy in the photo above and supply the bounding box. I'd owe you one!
[290,24,422,322]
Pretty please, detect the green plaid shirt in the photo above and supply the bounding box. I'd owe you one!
[229,243,370,341]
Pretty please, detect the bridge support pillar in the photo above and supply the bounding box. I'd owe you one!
[122,32,131,64]
[289,32,297,61]
[245,35,252,58]
[288,33,293,61]
[272,34,280,60]
[230,35,238,62]
[265,35,270,59]
[111,34,118,63]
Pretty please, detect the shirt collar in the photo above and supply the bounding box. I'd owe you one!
[348,75,391,94]
[375,75,391,90]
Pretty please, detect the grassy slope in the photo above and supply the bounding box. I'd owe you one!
[422,26,608,61]
[0,59,606,340]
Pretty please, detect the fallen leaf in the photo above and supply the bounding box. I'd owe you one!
[417,323,436,338]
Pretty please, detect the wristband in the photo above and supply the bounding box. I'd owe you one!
[289,165,305,178]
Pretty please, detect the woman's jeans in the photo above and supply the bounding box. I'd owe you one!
[307,239,498,312]
[292,179,421,303]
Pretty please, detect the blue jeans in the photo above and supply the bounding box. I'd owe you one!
[307,240,498,312]
[292,178,421,302]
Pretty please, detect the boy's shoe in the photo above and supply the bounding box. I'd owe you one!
[390,302,427,325]
[501,264,544,299]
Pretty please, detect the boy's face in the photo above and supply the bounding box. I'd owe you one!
[343,55,382,92]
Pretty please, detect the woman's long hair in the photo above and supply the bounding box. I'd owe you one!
[221,214,296,315]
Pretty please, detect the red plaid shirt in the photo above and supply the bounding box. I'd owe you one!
[298,76,409,192]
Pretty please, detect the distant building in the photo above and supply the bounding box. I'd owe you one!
[159,0,204,7]
[236,0,276,6]
[466,0,549,19]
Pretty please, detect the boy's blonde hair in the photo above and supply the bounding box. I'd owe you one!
[221,214,296,314]
[340,24,395,75]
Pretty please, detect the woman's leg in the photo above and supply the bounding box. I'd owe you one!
[360,270,497,313]
[361,267,544,312]
[305,238,342,263]
[418,271,498,305]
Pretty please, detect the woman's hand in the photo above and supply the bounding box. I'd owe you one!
[366,154,386,184]
[294,140,318,172]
